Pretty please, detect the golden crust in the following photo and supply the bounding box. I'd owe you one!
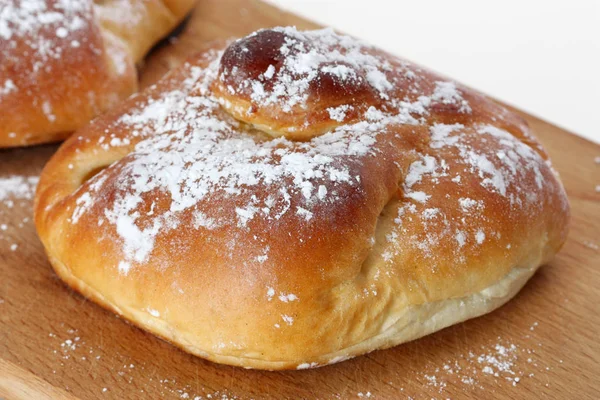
[0,0,196,148]
[35,27,570,370]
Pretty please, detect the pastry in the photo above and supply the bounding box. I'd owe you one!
[34,27,570,370]
[0,0,196,147]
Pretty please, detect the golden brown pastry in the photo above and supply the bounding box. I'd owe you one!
[34,27,570,370]
[0,0,196,147]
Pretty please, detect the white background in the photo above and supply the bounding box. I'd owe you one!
[269,0,600,144]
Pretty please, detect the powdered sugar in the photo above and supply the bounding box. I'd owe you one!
[70,43,419,270]
[99,113,373,266]
[222,27,394,112]
[455,231,467,248]
[458,198,482,212]
[404,155,438,188]
[404,191,430,203]
[193,211,218,230]
[465,150,507,196]
[475,229,486,244]
[95,0,145,26]
[327,104,352,122]
[266,287,275,301]
[408,122,547,203]
[281,314,294,325]
[418,323,564,396]
[278,293,298,303]
[0,79,17,97]
[263,64,276,79]
[65,27,555,279]
[383,118,552,265]
[0,0,92,73]
[431,81,472,113]
[296,207,313,221]
[0,176,39,202]
[430,123,464,148]
[42,100,56,122]
[296,362,319,370]
[0,175,38,253]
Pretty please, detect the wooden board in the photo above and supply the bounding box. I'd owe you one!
[1,1,599,398]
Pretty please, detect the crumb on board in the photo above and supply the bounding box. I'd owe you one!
[0,175,39,249]
[418,321,565,396]
[41,320,566,398]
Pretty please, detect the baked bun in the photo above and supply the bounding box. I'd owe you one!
[0,0,196,148]
[34,27,570,370]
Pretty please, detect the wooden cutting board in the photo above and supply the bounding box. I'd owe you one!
[1,1,599,399]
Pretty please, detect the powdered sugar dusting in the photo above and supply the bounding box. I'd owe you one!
[327,104,352,122]
[383,118,552,265]
[278,292,298,303]
[459,198,482,213]
[296,362,318,370]
[475,229,486,244]
[221,27,395,112]
[42,100,56,122]
[431,81,472,113]
[0,175,38,253]
[95,107,380,266]
[0,79,17,98]
[64,27,556,280]
[0,0,93,74]
[95,0,145,26]
[69,40,431,271]
[423,340,519,393]
[0,176,39,202]
[417,323,565,396]
[0,0,96,127]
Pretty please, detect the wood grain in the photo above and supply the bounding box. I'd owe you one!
[1,0,599,399]
[0,360,78,400]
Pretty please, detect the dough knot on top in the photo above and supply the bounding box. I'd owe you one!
[213,27,392,139]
